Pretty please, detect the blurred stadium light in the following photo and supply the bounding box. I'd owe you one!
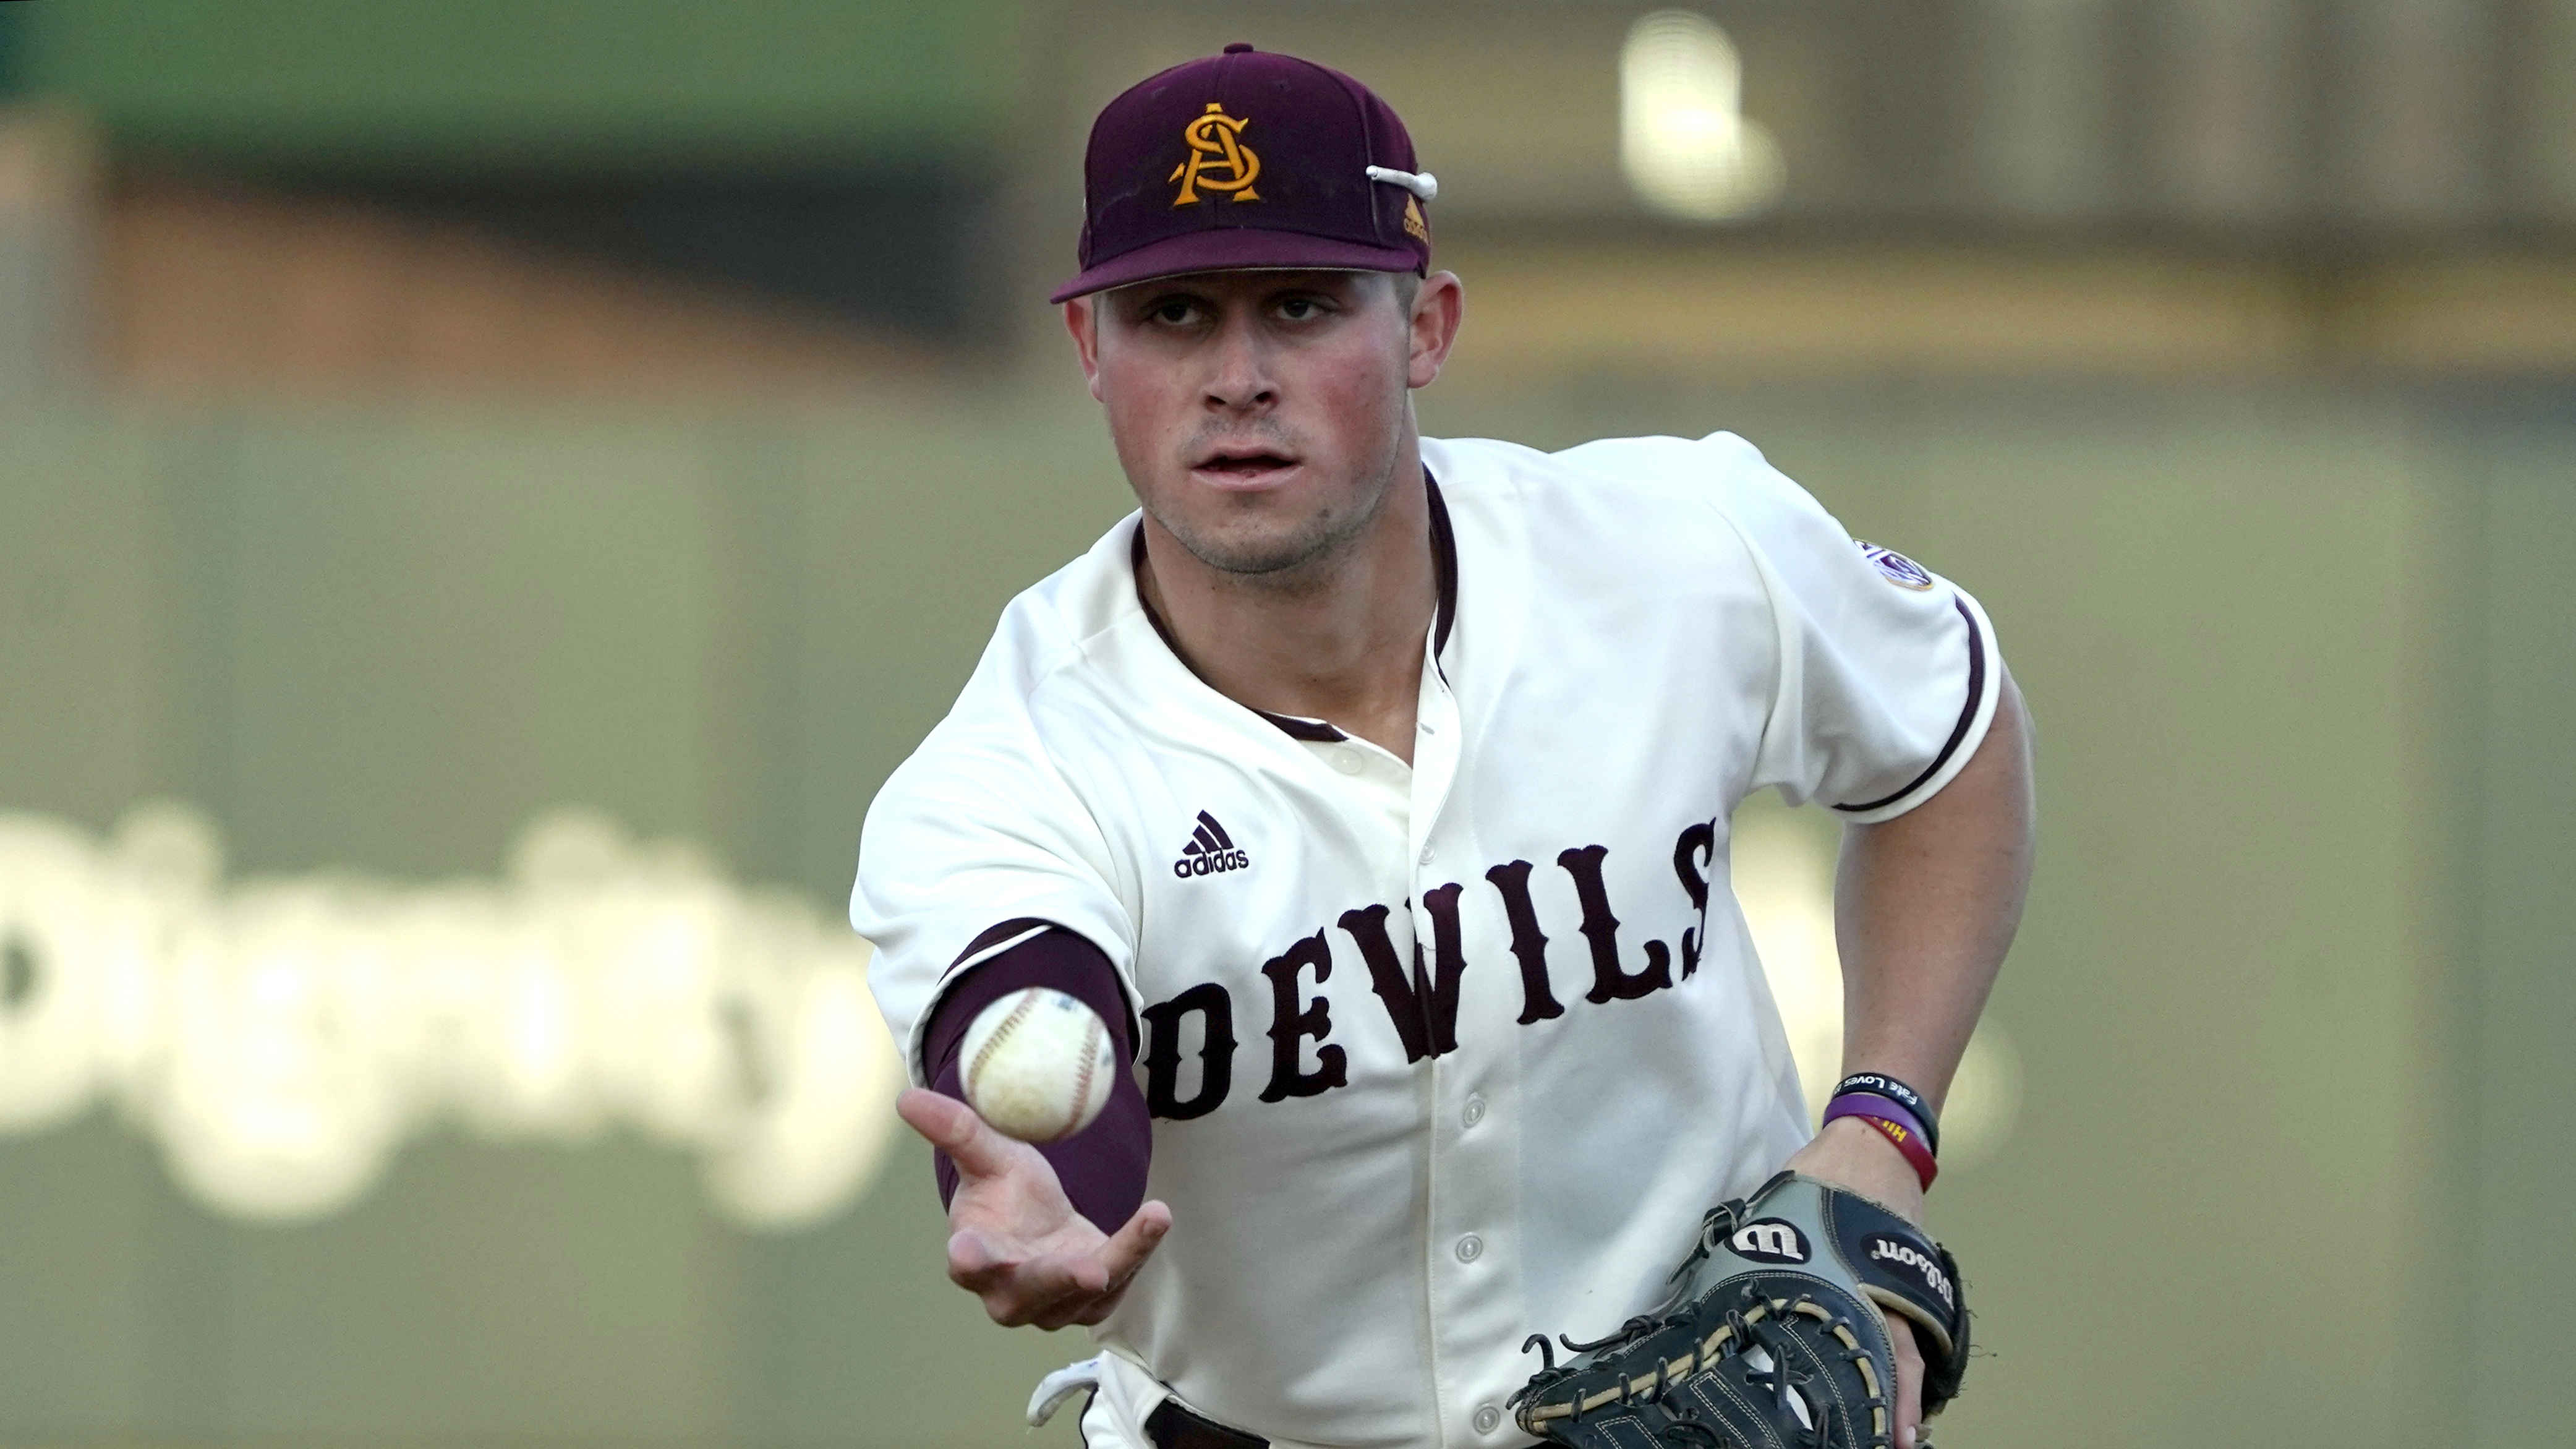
[1618,10,1786,221]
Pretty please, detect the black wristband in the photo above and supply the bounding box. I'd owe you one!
[1830,1072,1940,1156]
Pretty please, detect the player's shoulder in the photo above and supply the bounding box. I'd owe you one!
[955,516,1142,701]
[1424,428,1829,548]
[871,516,1144,796]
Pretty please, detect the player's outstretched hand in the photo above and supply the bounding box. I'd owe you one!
[896,1086,1171,1331]
[1784,1116,1930,1449]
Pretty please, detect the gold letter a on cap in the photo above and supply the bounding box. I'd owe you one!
[1171,103,1261,205]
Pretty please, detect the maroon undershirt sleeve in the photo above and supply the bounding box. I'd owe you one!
[919,926,1150,1234]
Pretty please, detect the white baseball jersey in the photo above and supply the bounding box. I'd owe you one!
[853,430,2001,1449]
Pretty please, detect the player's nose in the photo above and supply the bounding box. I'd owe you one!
[1198,313,1278,413]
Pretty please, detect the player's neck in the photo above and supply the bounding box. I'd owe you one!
[1138,453,1435,764]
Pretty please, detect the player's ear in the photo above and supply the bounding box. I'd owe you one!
[1405,271,1464,391]
[1064,297,1106,402]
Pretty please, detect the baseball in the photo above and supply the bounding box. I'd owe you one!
[958,987,1117,1143]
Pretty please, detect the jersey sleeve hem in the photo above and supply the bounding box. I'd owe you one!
[898,917,1143,1085]
[1828,589,2002,824]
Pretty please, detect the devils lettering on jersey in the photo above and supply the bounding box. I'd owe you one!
[1418,883,1470,1050]
[1339,898,1465,1064]
[1557,844,1674,1004]
[1483,859,1565,1025]
[1140,982,1235,1119]
[1148,828,1723,1118]
[1258,931,1346,1101]
[1671,820,1718,979]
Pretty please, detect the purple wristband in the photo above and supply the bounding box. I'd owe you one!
[1824,1092,1940,1190]
[1823,1092,1932,1152]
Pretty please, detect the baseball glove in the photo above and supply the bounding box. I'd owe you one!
[1509,1173,1967,1449]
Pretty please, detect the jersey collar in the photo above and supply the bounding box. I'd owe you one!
[1128,472,1457,745]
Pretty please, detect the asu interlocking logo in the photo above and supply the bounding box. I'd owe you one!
[1171,103,1261,205]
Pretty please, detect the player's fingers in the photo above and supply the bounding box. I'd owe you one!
[897,1086,1023,1184]
[949,1226,1076,1314]
[897,1086,973,1149]
[1038,1290,1121,1332]
[986,1253,1093,1328]
[1095,1199,1174,1288]
[1030,1252,1142,1331]
[1887,1315,1925,1449]
[1000,1209,1171,1331]
[945,1226,1014,1293]
[1031,1202,1171,1329]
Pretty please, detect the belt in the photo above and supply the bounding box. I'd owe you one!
[1145,1398,1269,1449]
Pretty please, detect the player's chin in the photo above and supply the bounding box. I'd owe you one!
[1155,499,1342,575]
[1190,524,1344,577]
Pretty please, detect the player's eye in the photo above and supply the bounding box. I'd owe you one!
[1275,297,1326,321]
[1144,298,1201,325]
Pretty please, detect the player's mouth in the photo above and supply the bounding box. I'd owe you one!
[1188,445,1303,490]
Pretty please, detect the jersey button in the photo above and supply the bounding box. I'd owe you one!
[1455,1233,1483,1263]
[1418,843,1435,865]
[1473,1406,1503,1435]
[1331,748,1363,774]
[1462,1095,1485,1127]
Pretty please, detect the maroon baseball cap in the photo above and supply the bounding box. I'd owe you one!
[1051,43,1436,304]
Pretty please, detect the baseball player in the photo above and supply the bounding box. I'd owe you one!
[853,43,2033,1449]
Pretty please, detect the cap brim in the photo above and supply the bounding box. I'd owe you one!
[1049,228,1422,304]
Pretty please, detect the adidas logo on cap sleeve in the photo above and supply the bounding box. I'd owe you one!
[1173,810,1252,879]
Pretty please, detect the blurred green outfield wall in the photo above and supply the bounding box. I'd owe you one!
[0,382,2566,1449]
[9,0,1034,162]
[2459,425,2576,1449]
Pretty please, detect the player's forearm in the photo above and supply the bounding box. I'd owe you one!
[1832,672,2034,1111]
[921,929,1151,1232]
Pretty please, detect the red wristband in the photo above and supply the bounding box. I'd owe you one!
[1862,1114,1938,1190]
[1823,1096,1938,1190]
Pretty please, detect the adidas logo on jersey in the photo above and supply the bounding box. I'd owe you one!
[1173,810,1251,879]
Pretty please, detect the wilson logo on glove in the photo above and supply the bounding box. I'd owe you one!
[1866,1236,1955,1310]
[1511,1173,1970,1449]
[1726,1218,1809,1263]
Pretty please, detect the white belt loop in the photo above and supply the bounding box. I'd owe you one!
[1028,1356,1105,1427]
